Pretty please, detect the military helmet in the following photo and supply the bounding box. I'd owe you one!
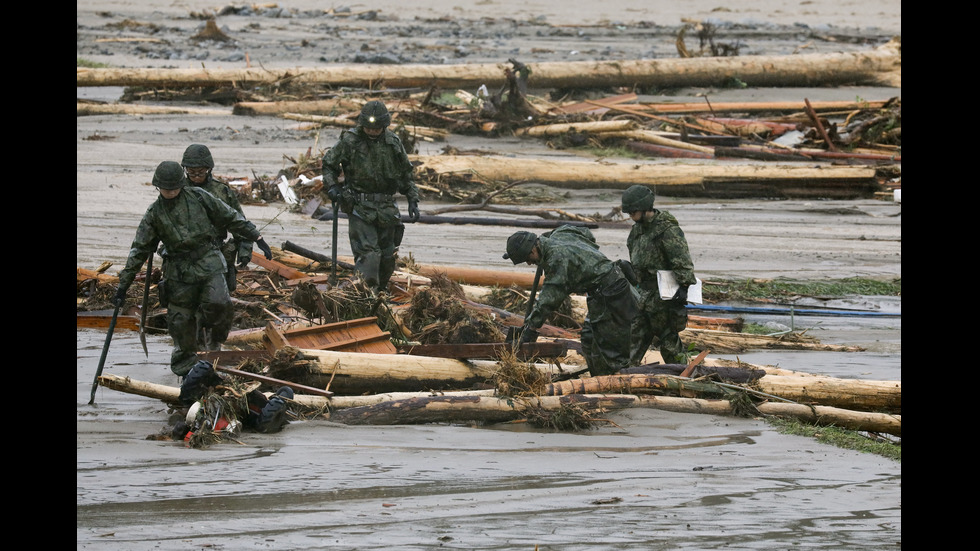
[621,185,655,213]
[503,231,538,264]
[152,161,186,190]
[181,144,214,169]
[358,100,391,130]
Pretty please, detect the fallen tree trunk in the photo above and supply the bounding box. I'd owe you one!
[77,101,229,116]
[756,374,901,413]
[680,328,863,353]
[632,395,900,436]
[76,39,900,89]
[412,155,880,198]
[267,347,498,395]
[323,392,899,435]
[328,393,637,425]
[232,98,362,116]
[517,119,638,136]
[634,99,892,114]
[95,375,899,436]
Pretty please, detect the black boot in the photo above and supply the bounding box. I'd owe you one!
[255,387,293,433]
[178,360,221,406]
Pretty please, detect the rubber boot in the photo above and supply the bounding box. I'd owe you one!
[255,387,293,433]
[178,360,221,406]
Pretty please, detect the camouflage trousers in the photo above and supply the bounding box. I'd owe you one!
[165,272,232,376]
[580,276,638,376]
[630,291,689,365]
[348,214,402,292]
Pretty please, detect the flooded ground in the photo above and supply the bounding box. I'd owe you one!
[78,326,900,551]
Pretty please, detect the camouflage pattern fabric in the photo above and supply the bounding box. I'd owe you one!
[525,225,637,375]
[117,186,262,375]
[626,209,696,365]
[195,174,254,266]
[321,126,418,289]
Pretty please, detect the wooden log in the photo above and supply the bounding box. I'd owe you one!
[626,141,715,159]
[268,347,498,395]
[693,116,799,137]
[411,155,880,197]
[599,130,715,154]
[77,102,228,117]
[680,328,863,353]
[517,119,638,136]
[95,374,899,436]
[98,374,180,404]
[755,374,900,413]
[634,99,891,114]
[76,39,901,89]
[232,98,362,116]
[631,395,900,436]
[77,267,118,284]
[328,393,638,425]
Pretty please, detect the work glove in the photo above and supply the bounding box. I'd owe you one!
[112,286,128,307]
[237,246,253,268]
[671,285,689,304]
[326,185,343,203]
[408,199,420,223]
[519,325,539,344]
[255,237,273,260]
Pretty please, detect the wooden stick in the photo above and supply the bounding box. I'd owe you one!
[215,365,334,398]
[680,349,710,378]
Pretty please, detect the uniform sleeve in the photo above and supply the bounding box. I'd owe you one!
[664,226,696,287]
[391,138,419,202]
[320,133,350,189]
[117,208,160,291]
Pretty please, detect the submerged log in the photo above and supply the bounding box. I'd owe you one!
[77,39,900,89]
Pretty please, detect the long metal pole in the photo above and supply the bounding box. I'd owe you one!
[89,304,120,404]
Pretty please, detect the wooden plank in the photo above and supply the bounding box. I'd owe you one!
[263,318,397,354]
[397,341,567,360]
[77,312,140,331]
[197,350,273,365]
[249,251,309,279]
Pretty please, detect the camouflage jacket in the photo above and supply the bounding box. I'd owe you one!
[117,186,262,290]
[320,126,419,225]
[192,175,252,258]
[626,209,696,297]
[526,225,618,329]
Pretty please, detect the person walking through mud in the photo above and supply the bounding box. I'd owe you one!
[321,100,420,294]
[503,225,637,376]
[112,161,273,379]
[621,185,697,365]
[179,143,260,348]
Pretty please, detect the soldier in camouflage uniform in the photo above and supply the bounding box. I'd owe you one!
[181,144,256,349]
[321,100,421,293]
[503,225,638,376]
[621,185,696,365]
[113,161,274,378]
[181,144,255,288]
